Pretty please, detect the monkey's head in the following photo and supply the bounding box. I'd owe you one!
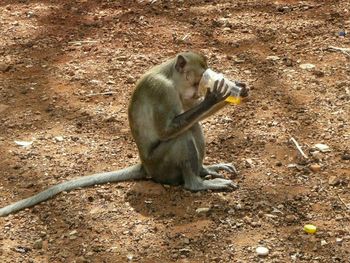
[174,52,208,101]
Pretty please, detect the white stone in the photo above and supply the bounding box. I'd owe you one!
[54,136,64,142]
[14,140,33,147]
[266,55,280,61]
[300,63,315,69]
[195,207,210,213]
[256,246,269,256]
[314,143,331,152]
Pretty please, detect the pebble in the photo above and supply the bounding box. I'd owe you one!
[336,238,343,244]
[0,63,11,72]
[314,144,331,152]
[341,153,350,160]
[328,176,340,186]
[256,246,269,256]
[14,140,33,147]
[54,136,64,142]
[321,240,327,246]
[266,55,280,61]
[33,239,43,249]
[196,207,210,213]
[309,164,321,172]
[76,256,89,263]
[69,230,78,236]
[300,63,315,70]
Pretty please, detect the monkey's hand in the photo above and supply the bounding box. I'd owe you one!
[204,78,231,104]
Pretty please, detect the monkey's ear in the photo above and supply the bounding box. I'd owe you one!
[175,55,187,73]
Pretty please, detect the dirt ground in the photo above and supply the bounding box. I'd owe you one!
[0,0,349,262]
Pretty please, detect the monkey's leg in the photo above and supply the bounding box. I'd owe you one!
[182,140,237,191]
[183,164,236,191]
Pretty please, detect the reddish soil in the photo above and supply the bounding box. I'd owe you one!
[0,0,349,262]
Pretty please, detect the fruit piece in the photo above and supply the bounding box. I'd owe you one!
[304,224,317,234]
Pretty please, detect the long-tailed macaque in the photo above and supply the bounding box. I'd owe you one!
[0,52,247,217]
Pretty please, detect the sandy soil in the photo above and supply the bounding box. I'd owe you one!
[0,0,349,262]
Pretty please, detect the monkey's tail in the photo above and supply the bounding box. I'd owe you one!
[0,164,146,217]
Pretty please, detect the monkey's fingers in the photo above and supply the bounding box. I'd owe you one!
[205,178,238,190]
[207,163,238,175]
[223,84,231,98]
[218,78,225,93]
[235,81,246,88]
[222,163,238,175]
[204,171,225,179]
[205,87,211,97]
[213,79,219,90]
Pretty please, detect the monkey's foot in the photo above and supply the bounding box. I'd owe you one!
[185,178,237,191]
[203,178,237,190]
[201,163,238,178]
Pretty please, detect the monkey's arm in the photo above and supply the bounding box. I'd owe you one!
[157,88,228,140]
[199,100,228,121]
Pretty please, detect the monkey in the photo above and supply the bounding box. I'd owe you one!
[0,51,248,217]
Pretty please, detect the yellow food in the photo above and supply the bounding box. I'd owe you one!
[225,96,241,105]
[304,224,317,234]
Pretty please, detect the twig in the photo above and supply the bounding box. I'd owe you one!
[86,91,118,97]
[182,34,191,41]
[69,40,98,45]
[328,46,350,57]
[337,194,350,210]
[290,137,308,159]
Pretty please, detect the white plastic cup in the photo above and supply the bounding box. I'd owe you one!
[199,69,248,104]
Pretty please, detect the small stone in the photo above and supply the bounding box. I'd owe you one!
[314,144,331,152]
[336,238,343,244]
[256,246,269,257]
[285,214,296,223]
[312,70,324,77]
[54,136,64,142]
[33,239,43,249]
[76,256,89,263]
[277,6,291,12]
[14,140,33,147]
[300,63,315,70]
[328,176,340,186]
[126,76,135,84]
[321,240,327,246]
[107,80,116,84]
[309,164,321,172]
[69,230,78,236]
[183,238,190,244]
[341,153,350,160]
[196,207,210,213]
[283,58,293,67]
[266,55,280,61]
[275,161,282,167]
[245,158,254,168]
[0,63,11,72]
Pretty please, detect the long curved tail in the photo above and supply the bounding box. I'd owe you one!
[0,164,145,217]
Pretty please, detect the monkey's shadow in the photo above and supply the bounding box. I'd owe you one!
[124,180,236,250]
[125,180,232,219]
